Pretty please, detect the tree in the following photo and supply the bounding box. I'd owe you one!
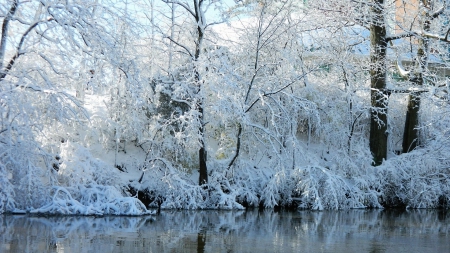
[0,0,146,213]
[368,0,450,162]
[315,0,448,164]
[369,0,389,165]
[308,0,389,165]
[160,0,225,185]
[396,0,447,153]
[223,0,326,168]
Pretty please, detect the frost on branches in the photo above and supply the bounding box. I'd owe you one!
[1,0,450,214]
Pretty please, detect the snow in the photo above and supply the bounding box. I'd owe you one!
[1,0,450,215]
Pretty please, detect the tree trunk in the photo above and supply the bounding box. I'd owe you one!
[198,103,208,185]
[0,1,18,81]
[402,93,420,152]
[402,0,431,153]
[227,124,242,170]
[369,0,388,166]
[193,0,208,186]
[0,1,18,69]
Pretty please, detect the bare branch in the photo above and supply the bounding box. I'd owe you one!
[164,36,193,57]
[421,31,450,43]
[38,53,64,75]
[431,1,446,19]
[161,0,196,18]
[245,71,314,114]
[446,27,450,41]
[0,17,54,81]
[0,0,19,71]
[204,20,225,29]
[386,31,417,42]
[387,29,450,44]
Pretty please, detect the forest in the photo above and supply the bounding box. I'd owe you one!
[1,0,450,215]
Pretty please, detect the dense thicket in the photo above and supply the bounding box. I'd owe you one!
[1,0,450,214]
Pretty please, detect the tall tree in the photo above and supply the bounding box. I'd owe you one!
[400,0,446,153]
[309,0,391,165]
[369,0,389,165]
[161,0,222,185]
[0,0,134,211]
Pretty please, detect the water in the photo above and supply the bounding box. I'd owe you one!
[1,209,449,253]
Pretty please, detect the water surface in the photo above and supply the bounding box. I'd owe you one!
[1,209,449,252]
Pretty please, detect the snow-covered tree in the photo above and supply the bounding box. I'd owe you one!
[0,0,151,214]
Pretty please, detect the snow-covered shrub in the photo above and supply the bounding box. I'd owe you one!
[133,157,204,209]
[31,186,151,215]
[294,166,381,210]
[259,168,297,208]
[204,166,253,210]
[255,163,381,210]
[12,141,150,215]
[31,187,102,215]
[58,141,119,186]
[372,91,450,209]
[378,148,450,208]
[0,88,61,212]
[134,159,251,210]
[222,161,266,208]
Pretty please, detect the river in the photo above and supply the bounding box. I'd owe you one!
[1,209,449,252]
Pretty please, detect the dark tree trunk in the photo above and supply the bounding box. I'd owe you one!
[193,0,208,186]
[198,103,208,185]
[369,0,388,166]
[402,0,431,154]
[402,93,420,152]
[227,124,242,170]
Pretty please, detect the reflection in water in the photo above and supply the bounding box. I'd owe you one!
[0,209,449,252]
[197,232,205,253]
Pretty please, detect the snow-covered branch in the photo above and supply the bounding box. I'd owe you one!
[162,0,196,18]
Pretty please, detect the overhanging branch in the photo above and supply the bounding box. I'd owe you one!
[245,71,313,113]
[161,0,196,18]
[0,18,54,81]
[164,36,193,58]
